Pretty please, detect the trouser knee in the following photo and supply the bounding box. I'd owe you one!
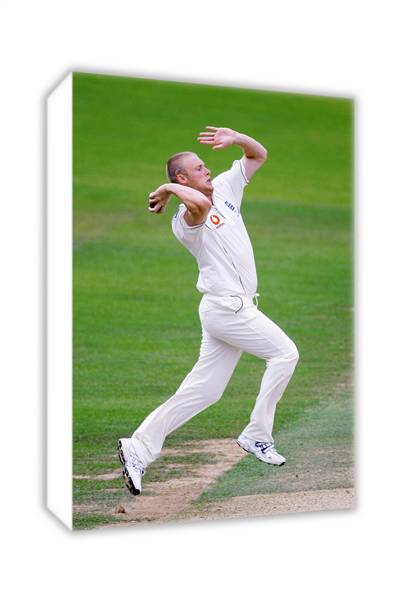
[174,381,224,409]
[203,388,225,407]
[268,340,299,373]
[287,341,299,366]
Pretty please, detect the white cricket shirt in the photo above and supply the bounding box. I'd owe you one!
[172,159,258,296]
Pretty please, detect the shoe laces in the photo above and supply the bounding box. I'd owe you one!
[126,451,145,475]
[255,441,275,454]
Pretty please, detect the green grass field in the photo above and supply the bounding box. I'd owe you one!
[72,73,353,529]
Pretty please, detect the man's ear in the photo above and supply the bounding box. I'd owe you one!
[176,173,188,185]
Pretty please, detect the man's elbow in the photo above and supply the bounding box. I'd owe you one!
[198,197,212,214]
[192,197,211,217]
[260,147,268,163]
[250,147,268,165]
[186,197,211,225]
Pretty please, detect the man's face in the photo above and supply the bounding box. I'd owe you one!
[177,154,213,195]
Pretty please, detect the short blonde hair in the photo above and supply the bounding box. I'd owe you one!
[166,152,194,183]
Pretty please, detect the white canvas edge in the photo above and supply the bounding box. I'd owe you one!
[46,72,73,529]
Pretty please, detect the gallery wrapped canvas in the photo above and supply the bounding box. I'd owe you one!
[47,72,353,530]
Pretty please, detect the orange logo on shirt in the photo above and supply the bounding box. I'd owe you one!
[210,214,220,225]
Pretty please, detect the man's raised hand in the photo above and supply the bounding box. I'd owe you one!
[197,126,238,150]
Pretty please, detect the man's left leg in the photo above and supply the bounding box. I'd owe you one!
[239,312,299,444]
[201,300,299,463]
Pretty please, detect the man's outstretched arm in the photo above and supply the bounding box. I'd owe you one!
[148,183,211,226]
[198,126,267,180]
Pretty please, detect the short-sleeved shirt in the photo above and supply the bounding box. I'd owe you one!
[172,159,258,297]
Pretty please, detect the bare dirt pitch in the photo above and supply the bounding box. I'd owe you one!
[73,438,354,528]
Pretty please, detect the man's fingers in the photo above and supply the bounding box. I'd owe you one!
[198,131,215,145]
[212,144,224,150]
[148,201,163,213]
[205,125,218,131]
[149,197,164,209]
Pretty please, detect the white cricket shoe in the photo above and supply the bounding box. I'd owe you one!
[237,433,286,466]
[117,438,145,495]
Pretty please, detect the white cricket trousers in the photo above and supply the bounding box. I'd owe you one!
[131,294,299,468]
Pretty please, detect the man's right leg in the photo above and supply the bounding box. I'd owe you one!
[129,330,242,469]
